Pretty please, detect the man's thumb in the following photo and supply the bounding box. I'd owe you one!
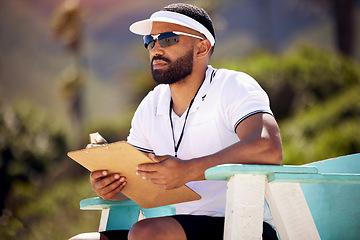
[148,153,158,162]
[148,153,166,163]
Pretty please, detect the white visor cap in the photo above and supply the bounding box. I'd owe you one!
[129,11,215,46]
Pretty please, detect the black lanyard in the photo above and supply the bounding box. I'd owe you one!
[169,80,204,157]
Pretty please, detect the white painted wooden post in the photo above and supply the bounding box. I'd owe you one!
[98,208,110,232]
[265,182,321,240]
[224,174,266,240]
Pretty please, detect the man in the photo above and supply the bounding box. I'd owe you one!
[70,3,282,240]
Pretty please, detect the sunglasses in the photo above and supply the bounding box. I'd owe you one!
[143,31,204,50]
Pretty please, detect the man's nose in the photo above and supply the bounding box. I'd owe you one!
[150,40,164,56]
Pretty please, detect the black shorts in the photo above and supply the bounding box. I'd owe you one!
[171,215,277,240]
[101,215,278,240]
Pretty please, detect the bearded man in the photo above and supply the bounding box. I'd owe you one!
[70,3,282,240]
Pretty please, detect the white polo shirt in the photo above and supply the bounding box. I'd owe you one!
[127,65,273,217]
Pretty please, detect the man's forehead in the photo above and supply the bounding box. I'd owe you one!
[150,22,200,35]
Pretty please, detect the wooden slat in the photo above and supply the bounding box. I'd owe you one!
[98,208,110,232]
[265,181,321,240]
[224,174,266,240]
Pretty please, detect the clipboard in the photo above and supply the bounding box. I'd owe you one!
[68,141,201,208]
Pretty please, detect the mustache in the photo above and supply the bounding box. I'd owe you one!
[151,56,171,66]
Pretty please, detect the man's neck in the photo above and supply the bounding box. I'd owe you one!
[169,70,206,117]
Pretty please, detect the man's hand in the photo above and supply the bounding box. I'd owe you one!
[136,154,192,190]
[90,170,127,201]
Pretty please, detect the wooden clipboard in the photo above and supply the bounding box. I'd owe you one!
[68,141,201,208]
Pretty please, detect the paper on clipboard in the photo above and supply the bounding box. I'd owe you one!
[67,141,201,208]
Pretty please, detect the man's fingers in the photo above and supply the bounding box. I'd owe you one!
[137,163,158,172]
[98,178,126,198]
[90,170,108,183]
[102,181,127,200]
[93,176,127,200]
[138,157,170,172]
[136,170,158,180]
[92,174,123,190]
[137,171,163,187]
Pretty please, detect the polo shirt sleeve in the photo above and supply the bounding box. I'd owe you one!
[220,71,273,132]
[127,93,154,154]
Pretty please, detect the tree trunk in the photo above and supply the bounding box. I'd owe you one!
[333,0,355,57]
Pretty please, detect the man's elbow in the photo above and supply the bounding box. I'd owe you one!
[270,146,283,165]
[268,141,283,165]
[260,138,283,165]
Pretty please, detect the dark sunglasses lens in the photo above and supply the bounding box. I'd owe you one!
[159,35,179,48]
[144,35,155,49]
[144,32,180,49]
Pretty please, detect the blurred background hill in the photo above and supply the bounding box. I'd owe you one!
[2,0,359,121]
[0,0,359,239]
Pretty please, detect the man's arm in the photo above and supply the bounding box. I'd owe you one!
[219,112,282,165]
[136,113,282,190]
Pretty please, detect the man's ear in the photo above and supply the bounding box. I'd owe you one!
[196,39,212,57]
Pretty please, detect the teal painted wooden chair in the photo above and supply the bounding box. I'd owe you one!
[78,153,360,239]
[80,198,175,232]
[205,153,360,240]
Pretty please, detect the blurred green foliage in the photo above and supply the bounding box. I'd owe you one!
[0,101,68,238]
[219,45,360,164]
[1,45,359,239]
[0,101,67,196]
[85,110,134,144]
[4,176,100,240]
[1,174,100,240]
[281,85,360,164]
[222,45,360,120]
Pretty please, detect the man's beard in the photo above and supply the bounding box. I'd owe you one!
[151,48,194,85]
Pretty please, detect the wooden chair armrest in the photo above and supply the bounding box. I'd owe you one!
[205,164,360,184]
[80,197,176,231]
[80,197,138,210]
[267,172,360,184]
[80,197,176,216]
[205,164,318,181]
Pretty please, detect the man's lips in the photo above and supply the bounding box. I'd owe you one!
[152,60,168,69]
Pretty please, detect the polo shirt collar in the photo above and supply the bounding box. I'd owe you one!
[155,65,216,116]
[155,84,171,116]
